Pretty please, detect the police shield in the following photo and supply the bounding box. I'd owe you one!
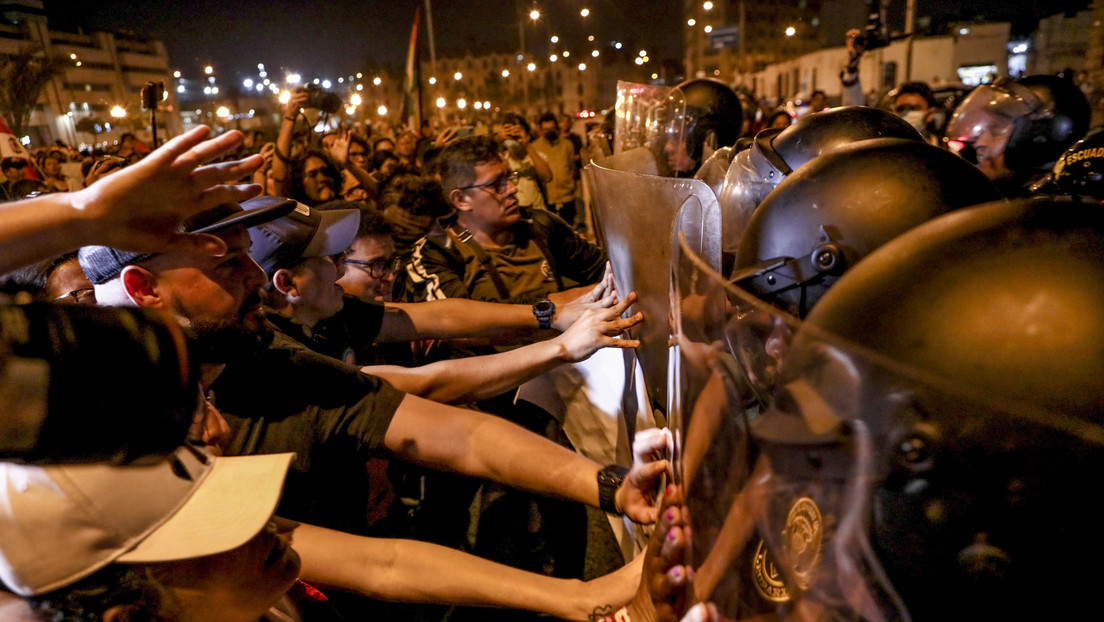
[587,160,719,414]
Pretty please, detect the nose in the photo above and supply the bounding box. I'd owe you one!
[243,255,269,291]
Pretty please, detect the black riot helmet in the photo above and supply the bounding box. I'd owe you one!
[717,107,923,254]
[732,138,1000,318]
[748,197,1104,622]
[664,78,742,174]
[1050,127,1104,198]
[946,75,1090,175]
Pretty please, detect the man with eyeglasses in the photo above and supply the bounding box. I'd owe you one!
[408,135,606,307]
[336,205,400,303]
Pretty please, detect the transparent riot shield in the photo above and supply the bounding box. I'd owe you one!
[587,160,720,414]
[614,80,675,156]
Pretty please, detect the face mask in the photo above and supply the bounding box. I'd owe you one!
[901,110,927,133]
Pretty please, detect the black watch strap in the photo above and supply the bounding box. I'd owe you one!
[597,464,631,514]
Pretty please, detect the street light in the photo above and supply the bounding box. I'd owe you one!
[110,105,126,118]
[483,100,490,109]
[703,1,713,9]
[578,62,586,71]
[436,97,447,108]
[704,25,713,33]
[457,98,467,109]
[549,54,558,62]
[373,76,382,85]
[580,8,589,17]
[378,105,388,116]
[502,69,510,77]
[279,90,291,104]
[453,71,462,80]
[529,9,540,20]
[216,106,230,118]
[350,94,362,106]
[551,35,559,43]
[527,62,537,71]
[688,18,696,26]
[592,50,599,57]
[785,26,796,36]
[287,73,301,84]
[344,105,357,115]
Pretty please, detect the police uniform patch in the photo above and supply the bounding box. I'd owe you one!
[752,538,791,602]
[783,496,822,590]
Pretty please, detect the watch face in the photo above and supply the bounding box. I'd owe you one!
[534,300,554,315]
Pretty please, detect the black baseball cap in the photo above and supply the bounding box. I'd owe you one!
[79,196,297,285]
[248,202,359,275]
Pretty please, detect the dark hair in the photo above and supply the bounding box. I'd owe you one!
[348,134,370,156]
[380,174,449,218]
[370,149,399,172]
[355,203,393,239]
[0,251,79,299]
[537,112,557,126]
[288,150,342,206]
[437,135,502,196]
[371,136,395,152]
[895,81,936,108]
[767,110,792,127]
[27,563,174,622]
[811,90,827,99]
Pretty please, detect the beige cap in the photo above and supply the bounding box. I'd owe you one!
[0,446,293,596]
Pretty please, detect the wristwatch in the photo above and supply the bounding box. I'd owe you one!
[597,464,631,514]
[532,298,555,329]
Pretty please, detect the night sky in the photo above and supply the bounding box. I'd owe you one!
[41,0,1090,83]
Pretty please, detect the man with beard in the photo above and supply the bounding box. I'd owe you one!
[78,205,665,538]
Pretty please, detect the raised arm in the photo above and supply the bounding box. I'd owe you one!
[377,270,620,342]
[364,296,641,403]
[382,391,667,524]
[0,125,261,273]
[290,520,641,621]
[272,87,309,187]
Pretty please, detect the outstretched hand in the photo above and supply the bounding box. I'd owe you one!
[70,125,262,256]
[550,263,628,331]
[554,292,642,362]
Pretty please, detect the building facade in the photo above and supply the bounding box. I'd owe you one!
[0,0,182,148]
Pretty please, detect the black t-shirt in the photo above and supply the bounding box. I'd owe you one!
[211,344,405,534]
[266,295,386,366]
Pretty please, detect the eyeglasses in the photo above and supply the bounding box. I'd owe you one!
[53,287,96,305]
[344,256,402,278]
[457,170,519,195]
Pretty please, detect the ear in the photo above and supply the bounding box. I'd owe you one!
[449,188,473,213]
[272,268,298,296]
[120,266,162,309]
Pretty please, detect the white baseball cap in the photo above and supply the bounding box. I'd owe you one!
[0,446,294,596]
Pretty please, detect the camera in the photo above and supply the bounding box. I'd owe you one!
[852,4,890,54]
[0,303,200,464]
[302,84,343,115]
[140,81,165,110]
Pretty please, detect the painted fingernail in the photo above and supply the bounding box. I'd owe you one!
[666,508,676,522]
[667,529,677,542]
[666,485,675,497]
[670,566,682,579]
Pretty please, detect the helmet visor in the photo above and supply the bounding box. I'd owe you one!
[717,147,779,254]
[946,81,1041,146]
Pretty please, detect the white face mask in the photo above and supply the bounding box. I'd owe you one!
[901,110,927,133]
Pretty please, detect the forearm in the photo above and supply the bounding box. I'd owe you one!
[272,117,295,182]
[528,145,554,182]
[362,338,568,404]
[380,299,542,341]
[293,523,604,619]
[384,394,601,507]
[0,192,90,272]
